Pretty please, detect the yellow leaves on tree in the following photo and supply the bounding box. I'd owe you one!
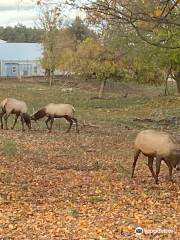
[59,37,124,98]
[153,7,162,17]
[68,37,122,81]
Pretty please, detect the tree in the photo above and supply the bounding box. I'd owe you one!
[108,28,180,93]
[37,0,180,93]
[155,47,180,93]
[39,5,62,86]
[59,48,76,75]
[85,1,180,92]
[62,37,123,98]
[0,24,42,42]
[69,16,95,43]
[75,0,180,49]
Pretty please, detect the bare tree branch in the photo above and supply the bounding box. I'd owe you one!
[71,0,180,49]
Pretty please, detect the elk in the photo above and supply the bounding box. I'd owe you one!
[132,129,180,184]
[31,103,79,133]
[0,98,31,131]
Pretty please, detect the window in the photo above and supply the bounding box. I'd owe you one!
[23,70,28,76]
[12,66,16,73]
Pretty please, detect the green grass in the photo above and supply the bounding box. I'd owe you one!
[0,79,179,239]
[0,136,17,156]
[0,80,179,152]
[67,208,79,218]
[0,79,179,132]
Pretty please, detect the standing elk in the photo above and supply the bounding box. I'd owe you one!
[132,129,180,184]
[31,103,79,133]
[0,98,31,131]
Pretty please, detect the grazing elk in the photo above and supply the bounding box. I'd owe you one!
[0,98,31,131]
[31,103,79,133]
[132,129,180,184]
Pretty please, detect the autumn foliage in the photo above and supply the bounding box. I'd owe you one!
[0,81,179,239]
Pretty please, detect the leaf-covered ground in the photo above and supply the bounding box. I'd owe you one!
[0,80,179,239]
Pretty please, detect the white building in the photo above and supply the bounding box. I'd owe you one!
[0,41,45,77]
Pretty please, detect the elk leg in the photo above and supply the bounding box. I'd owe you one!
[11,113,19,129]
[72,117,79,133]
[20,113,25,131]
[49,116,54,132]
[4,113,10,130]
[164,159,173,182]
[65,116,73,133]
[148,156,156,180]
[45,116,51,130]
[131,149,141,178]
[0,111,5,129]
[155,156,162,184]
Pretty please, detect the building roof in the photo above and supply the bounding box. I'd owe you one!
[0,43,43,61]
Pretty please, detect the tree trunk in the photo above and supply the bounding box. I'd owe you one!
[175,71,180,94]
[164,68,171,96]
[49,69,54,87]
[98,79,107,98]
[164,77,168,96]
[51,70,54,85]
[45,69,50,82]
[49,74,52,87]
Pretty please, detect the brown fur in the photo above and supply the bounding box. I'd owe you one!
[31,109,46,120]
[132,129,180,184]
[31,103,79,133]
[0,98,31,131]
[22,113,31,129]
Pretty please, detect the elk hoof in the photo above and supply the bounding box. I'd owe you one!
[155,180,159,185]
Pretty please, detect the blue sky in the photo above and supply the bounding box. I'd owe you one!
[0,0,85,27]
